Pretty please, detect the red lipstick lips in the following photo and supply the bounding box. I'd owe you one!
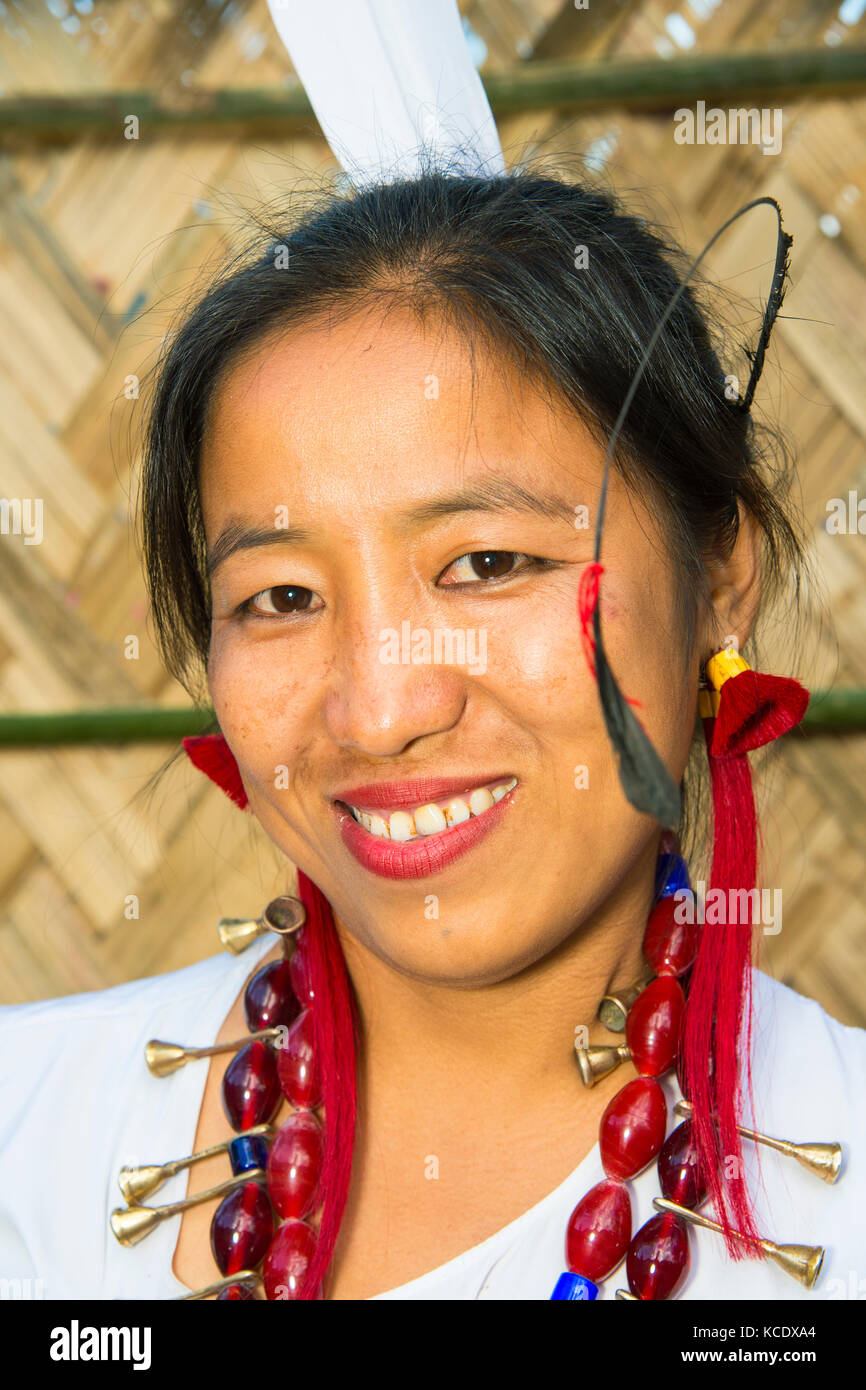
[332,775,518,880]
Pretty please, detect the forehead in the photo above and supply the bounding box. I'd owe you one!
[199,302,603,520]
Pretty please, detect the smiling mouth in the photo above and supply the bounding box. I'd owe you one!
[337,776,518,842]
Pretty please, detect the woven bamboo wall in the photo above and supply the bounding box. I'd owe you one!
[0,0,864,1029]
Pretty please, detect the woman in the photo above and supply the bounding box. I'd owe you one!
[0,163,863,1303]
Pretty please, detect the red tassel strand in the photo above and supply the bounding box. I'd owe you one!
[294,871,359,1300]
[576,563,643,713]
[577,562,604,679]
[682,665,809,1258]
[682,721,761,1257]
[182,733,249,809]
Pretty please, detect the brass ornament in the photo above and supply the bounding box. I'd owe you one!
[216,916,268,954]
[652,1197,824,1289]
[217,894,306,954]
[118,1124,274,1204]
[574,1042,631,1088]
[598,971,654,1032]
[110,1169,265,1247]
[674,1099,842,1185]
[179,1270,265,1301]
[145,1027,282,1078]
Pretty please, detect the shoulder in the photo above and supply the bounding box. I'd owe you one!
[747,966,866,1125]
[749,964,864,1042]
[0,934,273,1301]
[0,939,274,1124]
[0,938,275,1298]
[737,968,866,1293]
[745,966,866,1146]
[0,948,246,1035]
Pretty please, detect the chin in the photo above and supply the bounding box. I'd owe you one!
[329,886,575,989]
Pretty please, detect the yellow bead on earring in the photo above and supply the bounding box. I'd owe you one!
[698,645,752,718]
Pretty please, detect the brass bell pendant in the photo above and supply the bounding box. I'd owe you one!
[110,1169,265,1247]
[598,972,654,1032]
[217,894,306,954]
[574,1042,631,1088]
[179,1269,264,1301]
[144,1026,282,1078]
[674,1099,842,1185]
[118,1123,274,1203]
[652,1197,825,1289]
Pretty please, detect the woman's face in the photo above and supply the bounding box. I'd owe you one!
[200,303,698,986]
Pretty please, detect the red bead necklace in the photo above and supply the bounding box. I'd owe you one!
[190,852,703,1301]
[556,884,699,1300]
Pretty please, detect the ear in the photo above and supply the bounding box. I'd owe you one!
[702,503,762,656]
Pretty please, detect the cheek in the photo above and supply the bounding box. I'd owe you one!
[483,604,586,716]
[479,569,621,705]
[476,579,616,795]
[207,629,322,780]
[484,565,690,778]
[601,569,695,770]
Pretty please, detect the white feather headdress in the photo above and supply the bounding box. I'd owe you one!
[265,0,505,187]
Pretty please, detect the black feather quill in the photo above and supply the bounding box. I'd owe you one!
[590,198,792,829]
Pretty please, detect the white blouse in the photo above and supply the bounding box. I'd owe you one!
[0,934,863,1301]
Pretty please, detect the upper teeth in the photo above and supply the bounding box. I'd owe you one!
[346,778,517,840]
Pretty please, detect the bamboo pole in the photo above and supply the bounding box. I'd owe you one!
[0,707,215,746]
[1,48,865,146]
[802,688,866,732]
[484,46,866,114]
[0,691,863,746]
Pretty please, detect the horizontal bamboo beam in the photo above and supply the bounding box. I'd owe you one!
[0,706,215,746]
[802,688,866,732]
[1,48,864,146]
[485,45,866,114]
[0,690,863,746]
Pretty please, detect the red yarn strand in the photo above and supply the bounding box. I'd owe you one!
[182,734,249,810]
[577,562,604,679]
[576,563,642,711]
[683,670,807,1259]
[680,717,763,1258]
[295,871,359,1299]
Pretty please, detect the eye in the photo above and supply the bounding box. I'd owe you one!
[439,550,537,585]
[241,585,323,617]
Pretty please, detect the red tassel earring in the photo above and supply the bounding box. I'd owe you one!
[699,646,809,904]
[182,733,249,810]
[701,648,810,758]
[681,646,809,1255]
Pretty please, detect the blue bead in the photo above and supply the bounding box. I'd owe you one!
[229,1134,270,1176]
[550,1272,598,1301]
[655,852,690,900]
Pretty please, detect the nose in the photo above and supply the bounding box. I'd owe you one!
[321,606,470,758]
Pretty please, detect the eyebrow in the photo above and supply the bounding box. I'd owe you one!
[395,478,579,528]
[206,477,578,577]
[207,520,314,578]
